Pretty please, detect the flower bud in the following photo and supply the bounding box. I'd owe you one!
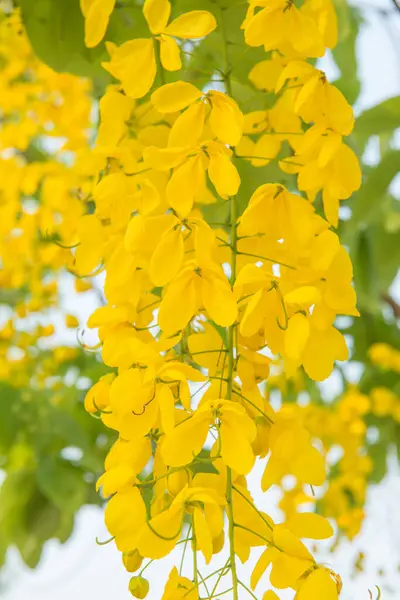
[129,576,149,598]
[122,550,143,573]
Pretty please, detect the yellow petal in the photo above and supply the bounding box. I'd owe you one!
[251,547,275,590]
[286,513,334,540]
[150,226,184,286]
[194,507,213,563]
[310,230,340,272]
[240,289,266,338]
[284,313,310,363]
[284,286,321,308]
[161,413,211,466]
[159,35,182,71]
[157,384,175,434]
[105,488,147,551]
[272,525,313,561]
[169,102,206,147]
[208,91,243,146]
[220,417,255,475]
[263,592,279,600]
[158,272,197,335]
[249,57,285,92]
[295,568,338,600]
[84,0,115,47]
[201,273,238,327]
[103,39,156,99]
[244,8,283,48]
[208,153,240,198]
[165,10,217,39]
[166,155,203,217]
[292,443,326,486]
[151,81,203,113]
[143,146,188,170]
[143,0,171,34]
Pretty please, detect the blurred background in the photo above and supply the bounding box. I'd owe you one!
[0,0,399,598]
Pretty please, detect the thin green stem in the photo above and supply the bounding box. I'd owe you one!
[236,251,296,270]
[232,389,274,425]
[232,485,273,530]
[238,580,259,600]
[183,566,230,597]
[210,559,231,599]
[220,6,240,597]
[192,524,199,590]
[219,7,233,97]
[154,38,165,86]
[197,569,212,599]
[179,525,192,575]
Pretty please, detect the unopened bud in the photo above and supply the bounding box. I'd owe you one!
[129,576,149,598]
[122,550,143,573]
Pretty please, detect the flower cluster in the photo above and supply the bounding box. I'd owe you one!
[77,0,362,597]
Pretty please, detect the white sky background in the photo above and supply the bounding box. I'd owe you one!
[2,1,400,599]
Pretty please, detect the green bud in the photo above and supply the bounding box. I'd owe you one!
[122,550,143,573]
[129,576,149,599]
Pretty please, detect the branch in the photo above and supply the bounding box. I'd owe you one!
[383,294,400,319]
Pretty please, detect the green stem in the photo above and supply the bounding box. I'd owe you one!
[219,6,240,598]
[238,579,259,600]
[179,525,192,575]
[154,38,166,86]
[192,524,199,590]
[219,7,233,97]
[232,485,273,530]
[210,559,230,598]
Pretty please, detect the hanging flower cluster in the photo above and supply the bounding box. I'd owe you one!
[0,8,94,378]
[78,0,362,597]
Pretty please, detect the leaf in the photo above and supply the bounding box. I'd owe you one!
[0,384,22,451]
[332,0,362,105]
[17,535,44,569]
[36,457,87,512]
[20,0,107,86]
[20,0,148,95]
[354,97,400,152]
[368,441,388,484]
[349,150,400,229]
[351,228,384,314]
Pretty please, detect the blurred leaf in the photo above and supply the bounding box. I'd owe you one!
[19,0,148,95]
[332,0,362,105]
[354,97,400,151]
[368,441,388,483]
[350,150,400,229]
[36,457,87,512]
[0,384,22,452]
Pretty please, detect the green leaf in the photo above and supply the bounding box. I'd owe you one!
[19,0,148,95]
[36,457,87,512]
[20,0,108,88]
[332,0,362,105]
[368,441,388,484]
[0,384,22,452]
[354,97,400,152]
[349,150,400,230]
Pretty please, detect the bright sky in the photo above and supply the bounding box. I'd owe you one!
[2,2,400,599]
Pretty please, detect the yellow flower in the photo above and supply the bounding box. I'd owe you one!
[162,399,256,475]
[295,567,339,600]
[102,0,216,98]
[162,567,198,600]
[152,82,244,147]
[65,314,79,328]
[243,0,325,58]
[158,261,238,335]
